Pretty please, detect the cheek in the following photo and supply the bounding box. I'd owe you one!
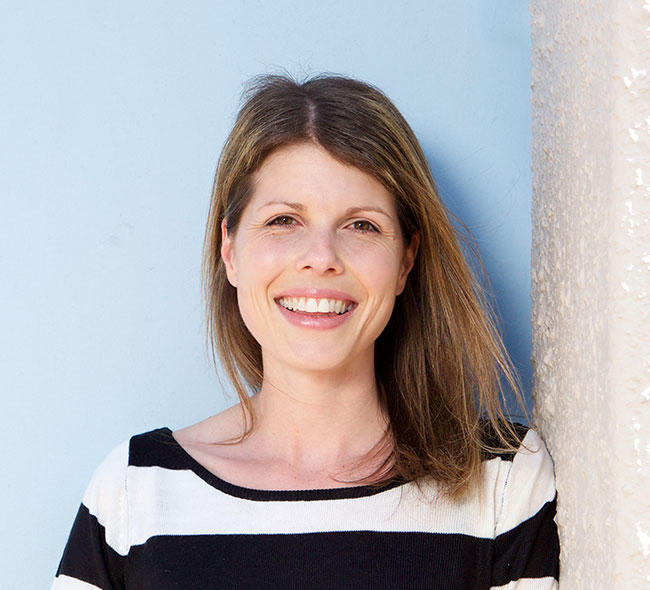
[233,238,289,332]
[236,236,288,282]
[341,240,404,290]
[235,231,313,287]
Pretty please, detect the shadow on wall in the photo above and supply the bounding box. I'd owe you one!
[422,147,533,422]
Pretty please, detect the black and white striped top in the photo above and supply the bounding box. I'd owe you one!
[53,426,559,589]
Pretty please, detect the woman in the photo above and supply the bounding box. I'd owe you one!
[53,74,559,589]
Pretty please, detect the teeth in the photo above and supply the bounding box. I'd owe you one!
[277,297,354,314]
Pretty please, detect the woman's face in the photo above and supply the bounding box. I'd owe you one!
[221,142,418,375]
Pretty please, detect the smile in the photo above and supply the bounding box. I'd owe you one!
[276,297,356,315]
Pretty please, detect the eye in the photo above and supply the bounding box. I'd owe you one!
[267,215,297,227]
[348,220,379,233]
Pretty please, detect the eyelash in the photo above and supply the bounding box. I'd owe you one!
[266,216,379,233]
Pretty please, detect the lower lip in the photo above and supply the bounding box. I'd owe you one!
[275,301,357,330]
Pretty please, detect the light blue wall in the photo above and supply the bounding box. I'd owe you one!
[0,1,531,586]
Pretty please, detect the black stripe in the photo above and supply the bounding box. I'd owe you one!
[55,501,559,589]
[127,530,495,590]
[128,428,185,470]
[491,496,560,586]
[55,503,126,589]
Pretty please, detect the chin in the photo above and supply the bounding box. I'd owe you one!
[289,351,350,371]
[265,343,369,374]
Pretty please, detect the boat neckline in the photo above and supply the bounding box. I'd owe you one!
[157,427,406,502]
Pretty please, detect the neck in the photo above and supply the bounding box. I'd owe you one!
[246,353,390,478]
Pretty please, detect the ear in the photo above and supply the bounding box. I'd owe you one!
[396,233,419,296]
[220,218,238,287]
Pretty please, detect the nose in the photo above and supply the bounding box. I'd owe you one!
[295,227,344,275]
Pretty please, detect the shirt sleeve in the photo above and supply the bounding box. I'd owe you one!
[52,440,130,590]
[490,429,560,590]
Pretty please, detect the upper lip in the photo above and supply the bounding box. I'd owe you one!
[274,288,358,303]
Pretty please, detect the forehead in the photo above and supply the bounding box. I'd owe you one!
[249,143,395,212]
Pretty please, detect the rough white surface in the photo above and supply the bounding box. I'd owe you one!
[531,1,650,588]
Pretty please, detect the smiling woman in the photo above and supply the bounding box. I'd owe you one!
[52,74,559,589]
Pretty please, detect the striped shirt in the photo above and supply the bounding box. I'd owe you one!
[53,426,559,589]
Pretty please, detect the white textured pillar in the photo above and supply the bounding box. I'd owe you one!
[531,1,650,588]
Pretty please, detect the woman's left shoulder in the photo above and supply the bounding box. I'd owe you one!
[509,427,555,473]
[490,425,557,537]
[499,426,556,490]
[483,425,560,586]
[480,421,553,471]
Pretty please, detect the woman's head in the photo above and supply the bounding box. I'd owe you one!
[206,74,444,379]
[203,73,525,497]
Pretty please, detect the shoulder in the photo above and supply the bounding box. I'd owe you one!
[473,422,556,529]
[83,428,178,516]
[86,427,176,481]
[486,427,560,585]
[505,427,556,498]
[82,438,130,509]
[479,422,555,482]
[478,420,555,489]
[77,437,132,558]
[490,426,557,536]
[127,426,187,469]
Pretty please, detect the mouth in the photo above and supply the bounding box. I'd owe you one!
[275,296,357,316]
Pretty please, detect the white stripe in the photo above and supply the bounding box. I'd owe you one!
[491,576,558,589]
[81,440,130,555]
[51,574,102,590]
[78,430,555,555]
[124,455,511,547]
[496,430,556,535]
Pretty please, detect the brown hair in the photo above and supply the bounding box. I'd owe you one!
[202,73,527,498]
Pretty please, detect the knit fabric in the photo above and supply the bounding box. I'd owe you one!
[53,426,559,589]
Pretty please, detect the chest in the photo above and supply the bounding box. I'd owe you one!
[124,529,495,590]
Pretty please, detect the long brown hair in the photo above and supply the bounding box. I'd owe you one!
[202,73,527,498]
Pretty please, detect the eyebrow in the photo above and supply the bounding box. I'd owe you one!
[257,201,306,212]
[257,200,392,219]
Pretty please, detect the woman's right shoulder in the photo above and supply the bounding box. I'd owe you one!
[85,428,175,496]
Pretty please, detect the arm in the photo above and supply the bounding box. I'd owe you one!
[52,441,130,590]
[491,430,560,589]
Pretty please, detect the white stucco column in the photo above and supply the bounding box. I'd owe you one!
[530,1,650,587]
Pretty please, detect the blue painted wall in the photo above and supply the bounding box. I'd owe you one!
[0,2,531,586]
